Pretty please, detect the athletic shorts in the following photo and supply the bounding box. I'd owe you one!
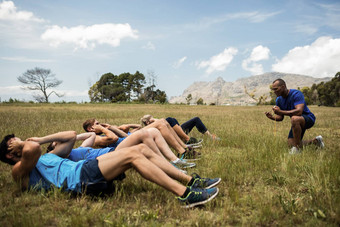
[80,159,111,195]
[288,114,315,139]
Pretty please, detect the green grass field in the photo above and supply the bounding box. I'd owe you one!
[0,103,339,226]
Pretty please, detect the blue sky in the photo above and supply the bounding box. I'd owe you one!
[0,0,339,102]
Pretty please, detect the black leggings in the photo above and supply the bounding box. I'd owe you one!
[166,117,208,134]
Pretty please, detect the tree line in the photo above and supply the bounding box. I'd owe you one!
[88,71,167,103]
[14,67,339,106]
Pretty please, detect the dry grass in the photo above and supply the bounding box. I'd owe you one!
[0,103,339,226]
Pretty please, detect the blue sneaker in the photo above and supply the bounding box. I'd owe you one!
[189,173,221,189]
[178,187,219,208]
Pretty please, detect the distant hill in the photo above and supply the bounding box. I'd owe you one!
[169,72,331,105]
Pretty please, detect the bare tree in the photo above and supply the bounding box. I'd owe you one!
[18,67,63,103]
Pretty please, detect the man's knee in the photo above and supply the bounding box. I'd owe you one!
[291,116,303,126]
[136,143,154,157]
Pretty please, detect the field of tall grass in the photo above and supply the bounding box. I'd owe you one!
[0,103,339,226]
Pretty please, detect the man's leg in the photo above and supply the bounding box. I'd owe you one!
[96,144,187,196]
[173,125,190,142]
[144,120,187,154]
[146,128,182,162]
[289,116,306,148]
[116,129,165,158]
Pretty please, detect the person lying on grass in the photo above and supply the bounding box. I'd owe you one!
[265,78,324,154]
[141,115,219,145]
[59,129,196,172]
[0,131,220,208]
[55,132,219,192]
[83,118,201,161]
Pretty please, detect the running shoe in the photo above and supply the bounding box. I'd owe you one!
[177,187,219,208]
[171,159,196,169]
[188,173,221,189]
[315,135,325,148]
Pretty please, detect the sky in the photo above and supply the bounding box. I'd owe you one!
[0,0,339,102]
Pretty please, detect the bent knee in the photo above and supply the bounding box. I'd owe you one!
[291,116,303,125]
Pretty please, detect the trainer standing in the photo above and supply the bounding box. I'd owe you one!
[265,79,324,154]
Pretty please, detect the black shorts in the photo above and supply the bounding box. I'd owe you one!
[80,159,126,196]
[288,114,315,139]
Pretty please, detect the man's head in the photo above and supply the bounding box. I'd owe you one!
[0,134,21,165]
[272,79,288,97]
[83,118,101,134]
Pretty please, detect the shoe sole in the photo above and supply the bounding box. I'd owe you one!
[178,164,196,169]
[188,144,203,149]
[182,188,219,208]
[186,139,203,147]
[205,178,221,189]
[182,157,201,161]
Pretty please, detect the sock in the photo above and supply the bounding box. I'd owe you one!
[187,177,195,187]
[181,187,190,198]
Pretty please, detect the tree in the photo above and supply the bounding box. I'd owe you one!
[244,85,268,105]
[18,67,63,103]
[196,98,204,105]
[186,94,192,105]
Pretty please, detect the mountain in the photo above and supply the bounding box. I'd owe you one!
[169,72,331,105]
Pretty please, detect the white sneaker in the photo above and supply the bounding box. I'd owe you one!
[315,135,325,149]
[289,146,301,155]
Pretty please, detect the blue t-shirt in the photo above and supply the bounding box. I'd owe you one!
[29,153,84,192]
[68,147,115,162]
[276,89,315,122]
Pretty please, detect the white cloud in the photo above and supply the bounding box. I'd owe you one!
[197,48,238,74]
[41,23,138,50]
[142,41,155,50]
[0,1,44,22]
[172,56,187,69]
[242,45,270,75]
[1,56,53,63]
[272,36,340,77]
[0,85,25,95]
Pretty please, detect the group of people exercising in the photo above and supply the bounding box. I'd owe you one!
[0,79,324,208]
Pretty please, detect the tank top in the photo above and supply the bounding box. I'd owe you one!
[29,153,84,192]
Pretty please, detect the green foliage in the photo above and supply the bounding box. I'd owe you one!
[298,72,340,106]
[89,71,167,103]
[196,97,204,105]
[186,94,192,105]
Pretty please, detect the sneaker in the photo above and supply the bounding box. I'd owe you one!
[178,148,202,161]
[171,159,196,169]
[185,137,203,146]
[177,187,219,208]
[289,146,301,155]
[171,163,187,174]
[315,135,325,148]
[188,173,221,189]
[211,134,221,141]
[187,143,203,149]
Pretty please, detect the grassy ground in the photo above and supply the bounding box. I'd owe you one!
[0,103,339,226]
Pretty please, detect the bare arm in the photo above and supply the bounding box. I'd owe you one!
[102,123,128,137]
[77,132,96,147]
[93,125,119,147]
[12,141,41,190]
[265,111,284,121]
[27,131,77,158]
[273,104,304,117]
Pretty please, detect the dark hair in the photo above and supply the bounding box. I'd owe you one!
[273,79,286,87]
[83,119,96,132]
[0,134,16,165]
